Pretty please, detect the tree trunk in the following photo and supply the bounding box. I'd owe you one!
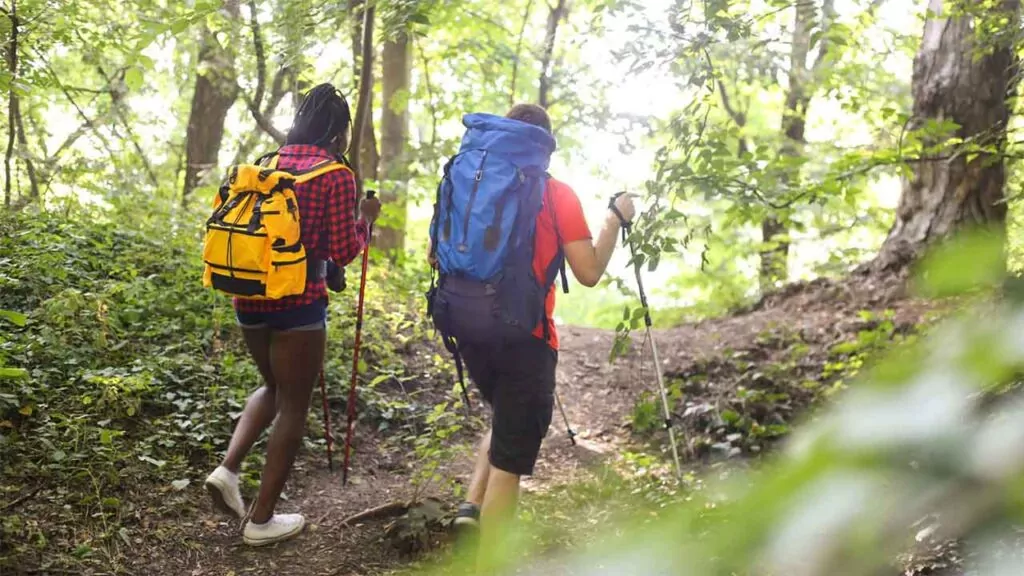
[759,0,838,292]
[378,31,411,253]
[5,0,18,208]
[349,0,378,187]
[760,0,817,292]
[539,0,568,108]
[873,0,1019,271]
[181,0,241,208]
[14,99,40,201]
[509,0,536,106]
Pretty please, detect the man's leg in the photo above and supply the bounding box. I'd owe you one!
[478,465,520,561]
[476,338,557,568]
[454,343,496,530]
[465,429,492,507]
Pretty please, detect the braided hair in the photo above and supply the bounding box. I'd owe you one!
[285,83,352,156]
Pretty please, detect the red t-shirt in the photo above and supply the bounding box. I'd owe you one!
[531,178,592,349]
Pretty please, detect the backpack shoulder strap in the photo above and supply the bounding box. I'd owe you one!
[542,177,570,294]
[291,161,351,184]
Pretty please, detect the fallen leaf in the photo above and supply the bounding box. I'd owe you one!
[171,479,190,491]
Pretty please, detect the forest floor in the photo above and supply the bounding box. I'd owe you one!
[121,271,962,576]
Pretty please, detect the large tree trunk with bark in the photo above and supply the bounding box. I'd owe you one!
[349,0,379,186]
[377,31,411,253]
[873,0,1019,271]
[181,0,240,208]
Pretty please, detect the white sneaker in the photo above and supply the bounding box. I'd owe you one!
[204,466,246,519]
[243,514,306,547]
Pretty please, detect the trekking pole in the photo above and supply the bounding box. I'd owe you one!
[342,190,376,486]
[610,192,684,481]
[319,371,334,471]
[554,390,577,446]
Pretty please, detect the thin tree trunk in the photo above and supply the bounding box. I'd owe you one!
[233,66,291,164]
[538,0,568,108]
[244,0,286,145]
[5,0,19,207]
[350,1,377,199]
[759,0,836,293]
[13,101,39,200]
[181,0,241,208]
[509,0,536,106]
[349,0,378,184]
[378,31,411,253]
[760,1,813,292]
[873,0,1020,271]
[96,65,159,188]
[417,40,438,149]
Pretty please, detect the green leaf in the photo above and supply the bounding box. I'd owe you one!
[125,68,144,92]
[0,309,26,326]
[721,410,741,425]
[0,367,28,379]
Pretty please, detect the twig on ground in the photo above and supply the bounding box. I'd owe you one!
[340,501,410,525]
[1,487,41,512]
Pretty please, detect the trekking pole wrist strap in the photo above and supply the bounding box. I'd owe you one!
[608,192,632,243]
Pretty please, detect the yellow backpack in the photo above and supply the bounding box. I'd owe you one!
[202,154,351,299]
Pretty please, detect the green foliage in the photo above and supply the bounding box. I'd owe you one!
[0,202,451,570]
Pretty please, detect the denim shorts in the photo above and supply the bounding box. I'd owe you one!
[235,299,328,332]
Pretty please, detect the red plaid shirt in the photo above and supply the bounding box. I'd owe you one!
[233,144,369,312]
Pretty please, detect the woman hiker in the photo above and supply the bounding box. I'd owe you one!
[203,83,381,546]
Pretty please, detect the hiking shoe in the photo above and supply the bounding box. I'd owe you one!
[204,466,246,519]
[243,514,306,547]
[453,502,480,530]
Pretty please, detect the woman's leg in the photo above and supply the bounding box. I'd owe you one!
[221,326,279,473]
[248,326,326,524]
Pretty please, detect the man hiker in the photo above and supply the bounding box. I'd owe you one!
[427,103,636,562]
[203,83,381,546]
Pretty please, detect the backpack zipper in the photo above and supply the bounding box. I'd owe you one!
[459,151,488,251]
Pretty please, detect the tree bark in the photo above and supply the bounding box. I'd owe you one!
[181,0,241,208]
[760,0,836,293]
[244,0,286,145]
[233,65,291,164]
[5,0,18,208]
[539,0,568,108]
[349,0,378,186]
[378,31,411,253]
[350,1,377,199]
[873,0,1020,271]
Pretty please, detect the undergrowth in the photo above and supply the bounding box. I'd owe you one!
[0,202,457,571]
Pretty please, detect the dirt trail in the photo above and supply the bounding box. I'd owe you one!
[133,274,933,576]
[130,326,648,576]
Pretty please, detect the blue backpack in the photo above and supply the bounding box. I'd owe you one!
[427,114,568,398]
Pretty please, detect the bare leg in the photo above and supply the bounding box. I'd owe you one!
[465,429,492,506]
[477,466,520,570]
[249,328,326,524]
[222,327,278,474]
